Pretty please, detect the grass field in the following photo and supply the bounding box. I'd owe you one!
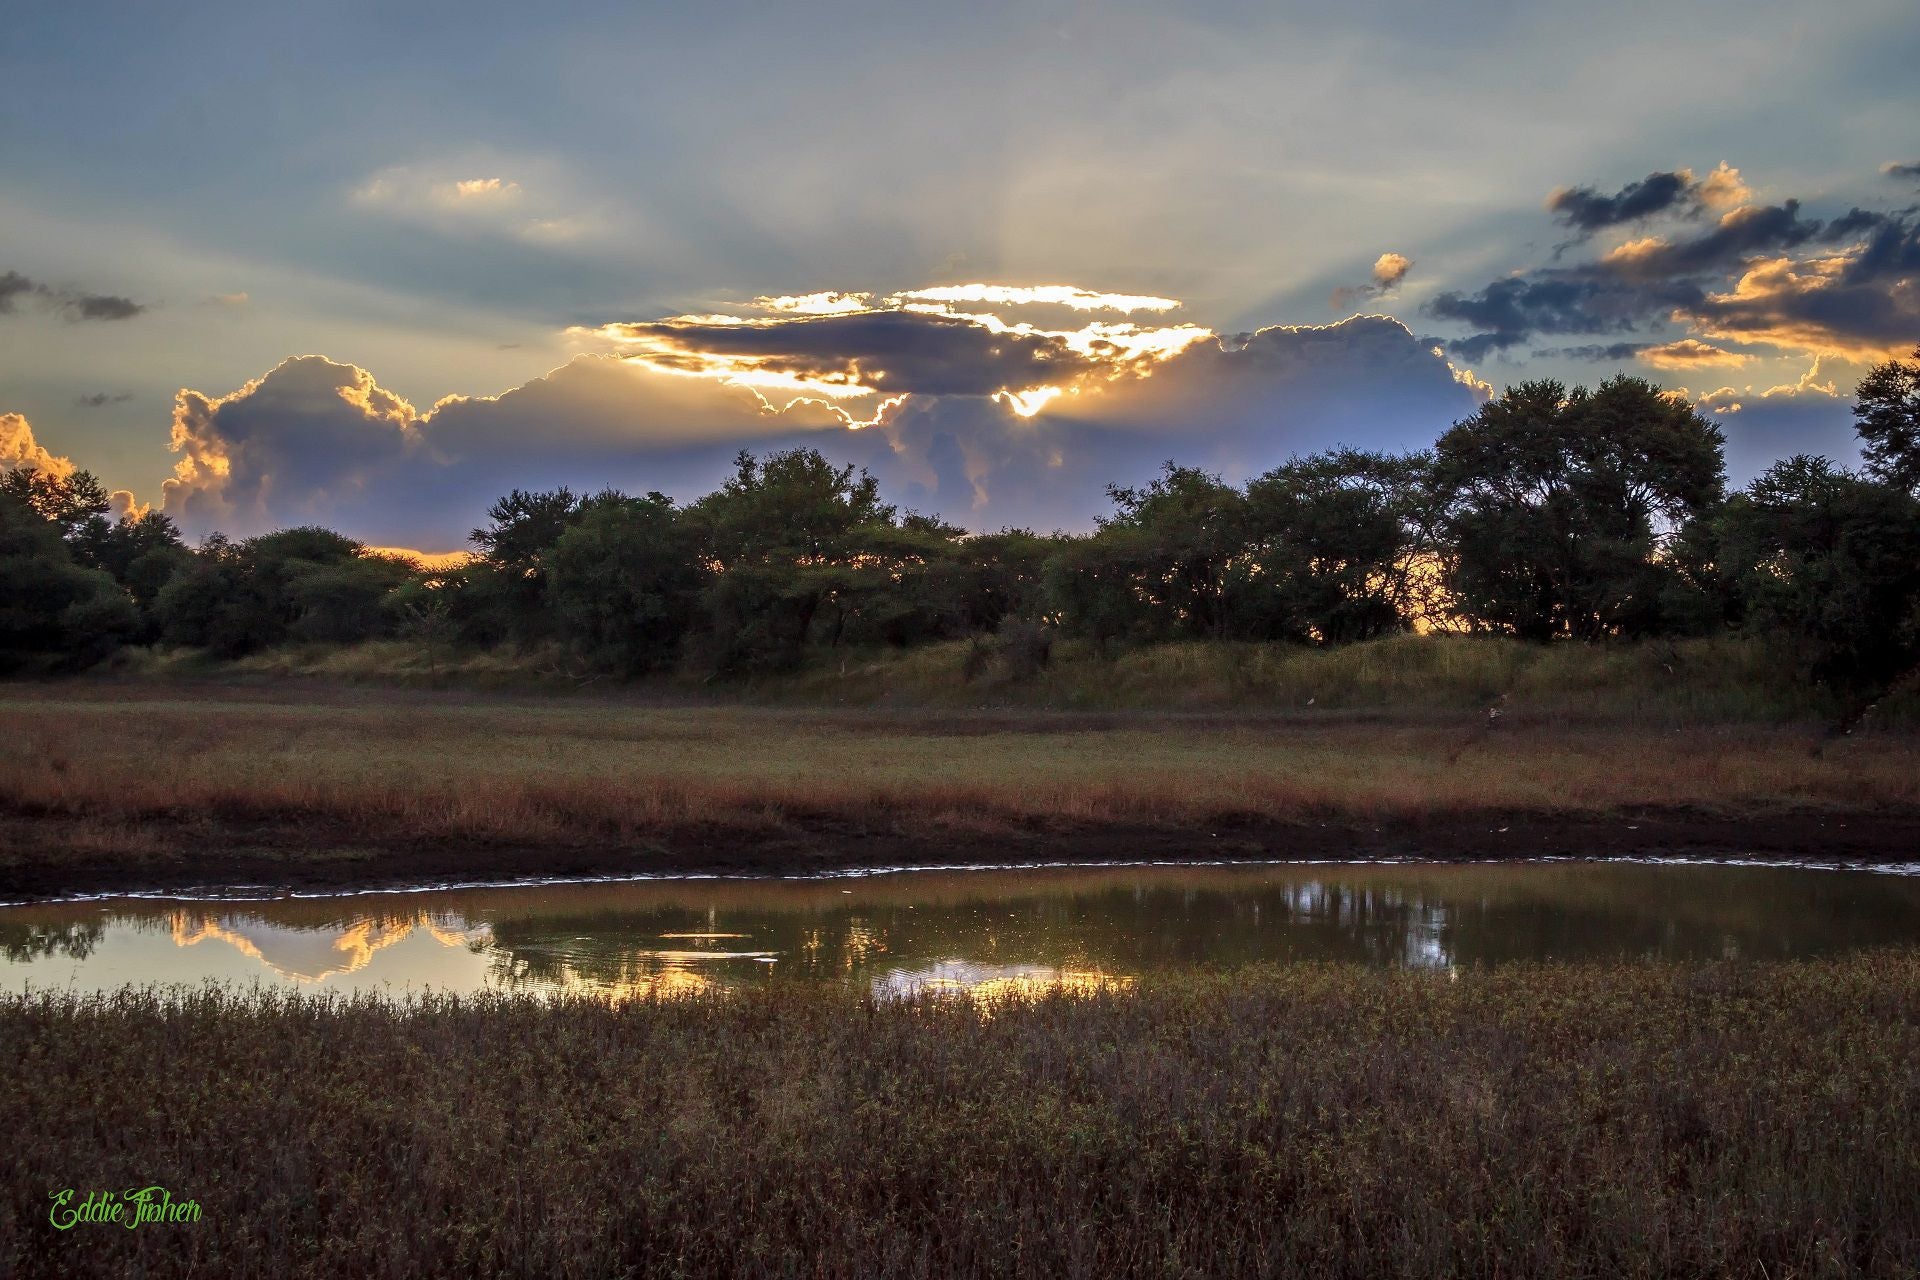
[5,663,1920,897]
[4,955,1917,1278]
[119,632,1901,723]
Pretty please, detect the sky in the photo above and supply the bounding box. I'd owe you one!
[2,0,1917,549]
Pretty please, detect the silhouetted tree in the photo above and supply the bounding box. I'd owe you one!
[1854,345,1920,496]
[0,488,137,669]
[0,467,110,539]
[1241,449,1437,643]
[468,488,583,644]
[1048,464,1248,645]
[1433,377,1724,640]
[1713,455,1920,692]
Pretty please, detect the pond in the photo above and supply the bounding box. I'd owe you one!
[5,861,1920,1000]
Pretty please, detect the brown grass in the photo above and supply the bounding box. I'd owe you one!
[6,685,1917,839]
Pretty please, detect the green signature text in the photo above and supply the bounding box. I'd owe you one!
[49,1187,201,1230]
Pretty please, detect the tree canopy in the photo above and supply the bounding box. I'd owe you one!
[5,355,1919,700]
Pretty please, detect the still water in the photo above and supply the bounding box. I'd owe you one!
[5,862,1920,1000]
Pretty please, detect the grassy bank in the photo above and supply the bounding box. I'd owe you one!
[110,632,1920,723]
[5,956,1918,1278]
[6,679,1920,897]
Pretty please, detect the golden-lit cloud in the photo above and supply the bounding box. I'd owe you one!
[1437,163,1917,365]
[165,356,425,530]
[1699,162,1752,209]
[1688,359,1838,416]
[452,177,521,200]
[1372,253,1413,288]
[1600,236,1668,268]
[1449,360,1494,398]
[0,411,76,478]
[1639,338,1753,369]
[1331,253,1415,311]
[1684,252,1919,360]
[754,292,875,315]
[351,164,594,246]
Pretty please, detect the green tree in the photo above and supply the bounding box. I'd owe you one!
[1052,463,1248,643]
[1433,376,1724,640]
[1715,455,1920,692]
[942,529,1060,634]
[1042,529,1160,651]
[286,556,419,643]
[0,467,110,539]
[686,450,902,672]
[0,490,136,670]
[1854,345,1920,495]
[546,492,707,673]
[156,526,401,657]
[1241,449,1436,643]
[468,488,584,644]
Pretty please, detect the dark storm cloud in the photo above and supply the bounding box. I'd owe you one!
[0,271,38,312]
[1598,200,1828,279]
[607,309,1103,396]
[67,292,144,320]
[1427,273,1703,360]
[1430,172,1920,360]
[1546,170,1698,233]
[1531,343,1648,361]
[0,268,146,321]
[1883,162,1920,183]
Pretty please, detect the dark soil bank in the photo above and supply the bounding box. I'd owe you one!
[5,807,1918,901]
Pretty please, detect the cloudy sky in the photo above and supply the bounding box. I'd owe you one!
[3,0,1916,548]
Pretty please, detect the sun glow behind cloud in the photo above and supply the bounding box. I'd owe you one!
[891,284,1183,313]
[588,282,1217,430]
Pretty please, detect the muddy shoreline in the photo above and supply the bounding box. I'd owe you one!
[5,807,1919,901]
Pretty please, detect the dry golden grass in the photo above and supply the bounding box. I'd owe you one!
[2,685,1916,856]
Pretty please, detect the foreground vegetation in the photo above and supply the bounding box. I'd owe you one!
[4,956,1918,1277]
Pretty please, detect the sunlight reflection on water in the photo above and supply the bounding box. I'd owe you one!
[4,861,1919,1000]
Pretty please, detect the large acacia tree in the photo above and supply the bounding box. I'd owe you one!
[1433,376,1725,641]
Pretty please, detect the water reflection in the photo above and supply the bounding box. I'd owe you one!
[3,862,1919,1000]
[168,910,490,983]
[876,962,1135,1001]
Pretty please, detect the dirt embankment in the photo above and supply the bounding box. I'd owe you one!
[5,806,1918,901]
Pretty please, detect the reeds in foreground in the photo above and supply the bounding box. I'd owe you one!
[4,955,1918,1278]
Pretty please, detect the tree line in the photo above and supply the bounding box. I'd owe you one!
[4,351,1918,696]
